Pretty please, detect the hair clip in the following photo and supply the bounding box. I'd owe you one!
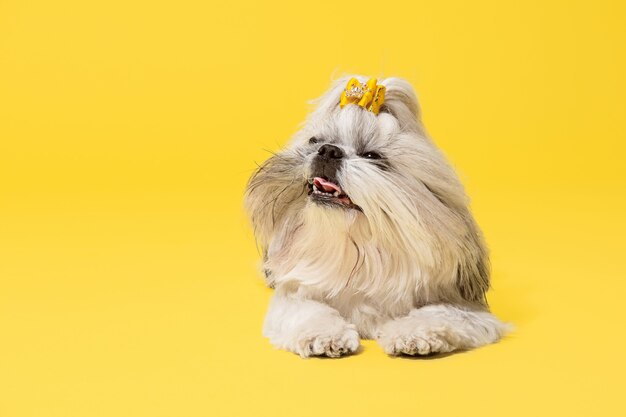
[339,77,386,115]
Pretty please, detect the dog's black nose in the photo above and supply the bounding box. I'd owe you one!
[318,144,344,159]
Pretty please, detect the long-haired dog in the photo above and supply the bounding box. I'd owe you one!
[245,76,508,357]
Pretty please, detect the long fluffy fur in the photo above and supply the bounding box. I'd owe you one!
[245,76,508,357]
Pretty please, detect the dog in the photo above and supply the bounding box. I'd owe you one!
[245,76,509,357]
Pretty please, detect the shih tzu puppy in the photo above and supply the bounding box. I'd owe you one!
[245,76,508,357]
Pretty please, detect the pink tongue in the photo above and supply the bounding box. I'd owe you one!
[313,177,342,194]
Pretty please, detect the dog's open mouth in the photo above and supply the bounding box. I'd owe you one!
[307,177,356,208]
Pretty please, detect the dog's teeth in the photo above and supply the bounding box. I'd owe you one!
[333,191,339,197]
[313,184,319,192]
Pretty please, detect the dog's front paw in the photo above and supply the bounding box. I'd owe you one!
[295,326,360,358]
[377,330,454,356]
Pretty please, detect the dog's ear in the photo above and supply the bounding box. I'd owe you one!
[380,77,422,130]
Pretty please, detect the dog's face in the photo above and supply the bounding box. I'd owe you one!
[303,106,399,212]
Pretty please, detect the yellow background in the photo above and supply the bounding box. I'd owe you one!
[1,0,625,416]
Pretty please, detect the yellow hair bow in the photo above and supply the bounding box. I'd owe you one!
[339,77,386,115]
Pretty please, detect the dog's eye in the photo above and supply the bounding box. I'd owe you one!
[309,137,319,145]
[362,151,382,160]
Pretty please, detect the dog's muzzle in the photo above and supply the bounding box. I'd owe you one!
[307,144,356,209]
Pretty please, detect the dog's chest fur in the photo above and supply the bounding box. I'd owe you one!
[264,205,457,338]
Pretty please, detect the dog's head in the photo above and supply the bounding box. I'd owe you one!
[246,76,461,241]
[245,76,489,303]
[300,77,422,213]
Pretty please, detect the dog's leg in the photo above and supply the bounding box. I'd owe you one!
[263,288,360,358]
[376,304,509,356]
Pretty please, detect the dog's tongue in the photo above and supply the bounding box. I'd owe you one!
[313,177,342,194]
